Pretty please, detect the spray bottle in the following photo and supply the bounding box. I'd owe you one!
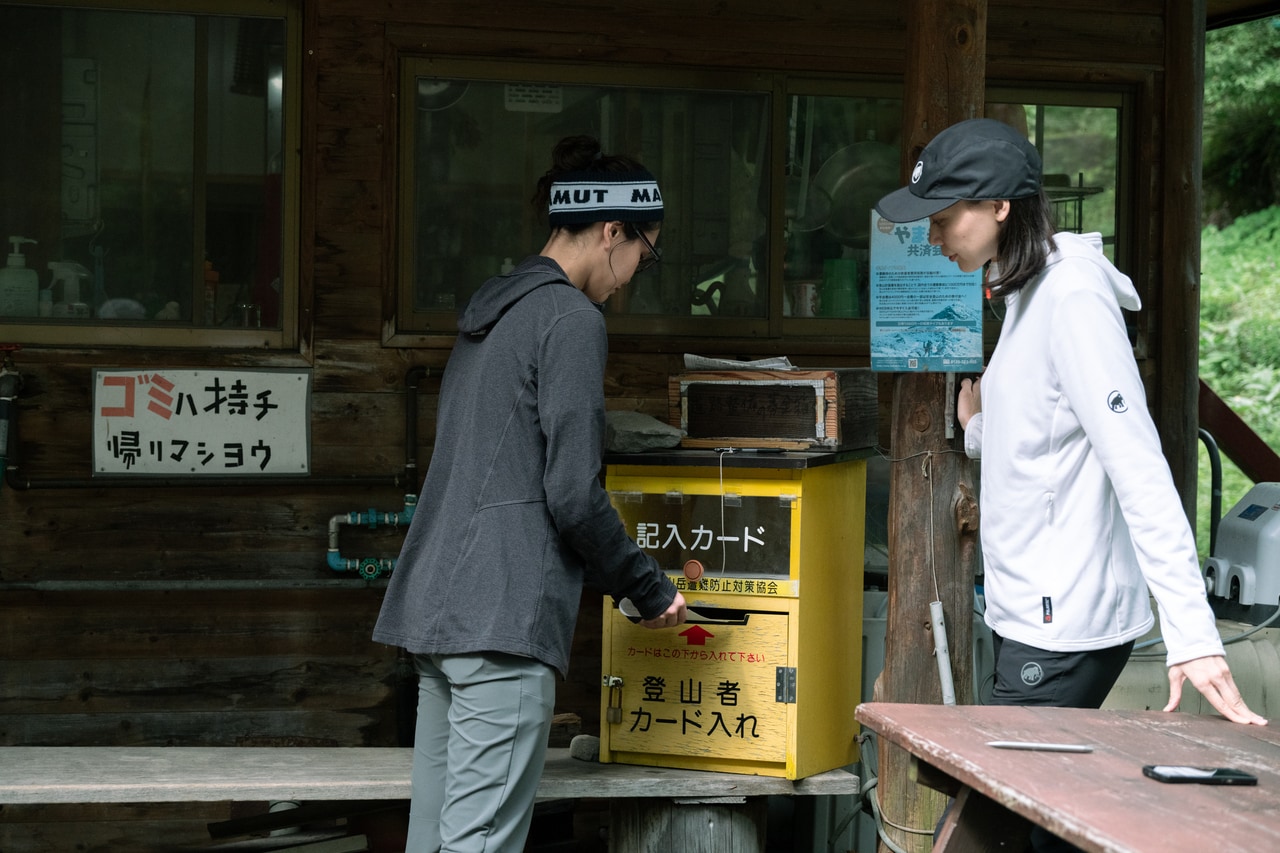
[0,237,39,318]
[48,261,91,319]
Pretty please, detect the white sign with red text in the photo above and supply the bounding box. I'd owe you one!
[92,368,311,476]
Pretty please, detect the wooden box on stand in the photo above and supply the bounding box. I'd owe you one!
[668,368,876,451]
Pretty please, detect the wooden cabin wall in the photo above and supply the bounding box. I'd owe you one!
[1,1,1177,850]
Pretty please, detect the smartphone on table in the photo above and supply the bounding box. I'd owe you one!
[1142,765,1258,785]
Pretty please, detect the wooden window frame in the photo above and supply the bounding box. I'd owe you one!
[386,56,907,350]
[0,0,302,351]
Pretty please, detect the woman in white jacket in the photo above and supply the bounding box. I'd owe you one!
[874,119,1264,726]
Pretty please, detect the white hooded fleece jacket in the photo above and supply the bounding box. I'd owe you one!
[965,231,1223,666]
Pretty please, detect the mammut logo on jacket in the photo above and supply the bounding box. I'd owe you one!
[1107,390,1128,413]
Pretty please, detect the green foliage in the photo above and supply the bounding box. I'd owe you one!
[1205,17,1280,109]
[1196,206,1280,557]
[1196,21,1280,554]
[1202,100,1280,216]
[1203,17,1280,217]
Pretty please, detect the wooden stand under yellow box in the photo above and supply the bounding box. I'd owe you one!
[600,449,867,780]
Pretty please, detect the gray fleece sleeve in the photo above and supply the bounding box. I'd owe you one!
[536,307,677,619]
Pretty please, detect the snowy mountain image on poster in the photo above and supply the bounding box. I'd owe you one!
[869,301,983,372]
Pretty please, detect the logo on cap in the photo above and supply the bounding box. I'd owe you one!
[911,161,924,185]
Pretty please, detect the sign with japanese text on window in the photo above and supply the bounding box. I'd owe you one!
[92,369,311,476]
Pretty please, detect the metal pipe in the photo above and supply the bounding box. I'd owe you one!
[326,494,418,579]
[403,365,429,492]
[1199,427,1223,557]
[0,361,21,494]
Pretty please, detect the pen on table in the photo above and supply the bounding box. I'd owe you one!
[986,741,1094,753]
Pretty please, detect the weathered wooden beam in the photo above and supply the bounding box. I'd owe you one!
[1198,378,1280,484]
[877,2,985,851]
[1160,0,1207,521]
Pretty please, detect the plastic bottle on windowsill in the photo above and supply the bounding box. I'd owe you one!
[48,261,91,319]
[0,236,39,318]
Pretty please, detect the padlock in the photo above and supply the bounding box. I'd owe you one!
[604,675,623,724]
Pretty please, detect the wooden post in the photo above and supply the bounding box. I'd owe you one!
[609,798,768,853]
[1159,0,1207,523]
[875,2,985,851]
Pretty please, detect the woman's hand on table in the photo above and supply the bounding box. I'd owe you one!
[1166,655,1268,725]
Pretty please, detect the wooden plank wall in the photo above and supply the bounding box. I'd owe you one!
[0,1,1174,850]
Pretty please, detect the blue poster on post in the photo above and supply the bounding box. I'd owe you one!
[868,212,984,372]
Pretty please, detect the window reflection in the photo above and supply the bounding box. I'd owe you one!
[988,100,1121,256]
[0,4,285,331]
[400,70,910,332]
[395,63,1128,338]
[782,94,901,319]
[403,72,771,326]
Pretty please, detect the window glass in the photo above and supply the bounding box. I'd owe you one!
[987,99,1123,258]
[401,70,771,330]
[0,3,290,340]
[782,94,901,319]
[397,63,908,337]
[395,63,1129,341]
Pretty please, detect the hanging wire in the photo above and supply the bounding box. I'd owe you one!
[923,450,941,601]
[716,447,734,574]
[848,730,935,853]
[871,442,969,616]
[1131,596,1280,657]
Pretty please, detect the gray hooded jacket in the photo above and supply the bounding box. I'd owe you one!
[372,256,677,676]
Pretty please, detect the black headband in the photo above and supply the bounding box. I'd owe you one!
[548,169,664,226]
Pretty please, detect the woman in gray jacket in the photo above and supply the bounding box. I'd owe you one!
[374,135,687,852]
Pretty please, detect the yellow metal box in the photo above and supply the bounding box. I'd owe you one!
[600,451,866,779]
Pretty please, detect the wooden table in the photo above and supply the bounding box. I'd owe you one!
[855,702,1280,853]
[0,746,859,851]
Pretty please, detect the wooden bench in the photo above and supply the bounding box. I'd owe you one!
[0,746,860,852]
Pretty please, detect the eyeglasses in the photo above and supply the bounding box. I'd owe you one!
[630,226,661,274]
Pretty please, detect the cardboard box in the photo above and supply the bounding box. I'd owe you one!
[668,368,876,450]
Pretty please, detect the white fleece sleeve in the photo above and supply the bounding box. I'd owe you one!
[1048,276,1223,666]
[963,412,984,459]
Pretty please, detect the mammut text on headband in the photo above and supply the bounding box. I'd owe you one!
[548,171,664,226]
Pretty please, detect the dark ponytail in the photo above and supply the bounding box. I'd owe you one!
[987,189,1058,300]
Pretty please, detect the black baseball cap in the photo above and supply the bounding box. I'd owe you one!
[875,118,1043,223]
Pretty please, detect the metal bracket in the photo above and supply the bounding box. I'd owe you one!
[946,372,956,440]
